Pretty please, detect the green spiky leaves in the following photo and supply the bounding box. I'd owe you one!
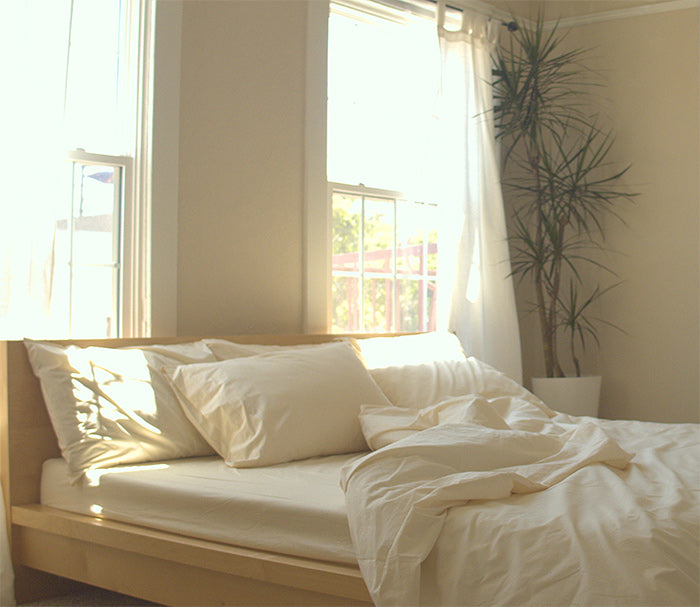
[493,14,636,377]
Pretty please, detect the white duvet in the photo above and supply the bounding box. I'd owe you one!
[341,395,699,606]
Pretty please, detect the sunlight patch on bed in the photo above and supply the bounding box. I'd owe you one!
[67,348,161,418]
[84,462,170,487]
[359,332,466,368]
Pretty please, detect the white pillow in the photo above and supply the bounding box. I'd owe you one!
[25,340,216,481]
[163,342,391,468]
[356,332,465,369]
[202,338,352,361]
[370,356,553,412]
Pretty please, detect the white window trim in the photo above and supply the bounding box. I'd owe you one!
[148,0,183,338]
[101,0,180,339]
[124,0,156,338]
[303,0,331,333]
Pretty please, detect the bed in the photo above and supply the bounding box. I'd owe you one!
[2,334,698,606]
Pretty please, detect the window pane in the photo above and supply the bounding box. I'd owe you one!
[64,0,132,154]
[332,192,361,271]
[363,197,394,275]
[397,278,420,332]
[71,265,118,337]
[397,201,424,276]
[332,275,360,333]
[71,164,119,265]
[427,229,438,278]
[51,159,122,339]
[363,277,391,333]
[426,280,437,331]
[421,203,439,277]
[327,4,440,194]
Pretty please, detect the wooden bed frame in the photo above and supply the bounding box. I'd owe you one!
[1,335,375,606]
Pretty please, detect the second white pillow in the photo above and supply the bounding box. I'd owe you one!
[164,342,391,467]
[369,356,552,412]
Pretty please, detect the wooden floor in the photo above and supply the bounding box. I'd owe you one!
[21,586,160,606]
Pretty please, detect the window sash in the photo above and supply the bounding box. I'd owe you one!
[330,182,437,333]
[62,150,132,337]
[64,0,152,338]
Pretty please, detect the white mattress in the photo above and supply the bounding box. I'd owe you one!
[41,453,365,564]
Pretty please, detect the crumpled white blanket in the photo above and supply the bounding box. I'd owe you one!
[341,394,659,607]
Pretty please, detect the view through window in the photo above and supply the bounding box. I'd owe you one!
[331,184,438,333]
[52,153,129,337]
[327,0,441,333]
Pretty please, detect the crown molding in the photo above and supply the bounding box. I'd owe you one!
[545,0,699,29]
[333,0,699,30]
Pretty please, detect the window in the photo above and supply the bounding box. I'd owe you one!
[54,0,148,338]
[327,0,442,333]
[0,0,154,340]
[51,151,131,337]
[0,0,150,339]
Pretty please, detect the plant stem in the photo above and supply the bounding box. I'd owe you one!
[528,134,559,378]
[535,268,554,376]
[549,217,567,377]
[571,339,581,377]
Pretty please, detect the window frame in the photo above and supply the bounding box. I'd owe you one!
[303,0,444,334]
[303,1,332,332]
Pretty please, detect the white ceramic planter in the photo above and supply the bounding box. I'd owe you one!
[531,376,602,417]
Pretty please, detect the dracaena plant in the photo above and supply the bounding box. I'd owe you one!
[492,15,635,378]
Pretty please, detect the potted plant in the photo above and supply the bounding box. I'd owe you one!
[491,15,635,416]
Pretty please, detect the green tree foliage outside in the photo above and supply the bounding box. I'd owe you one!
[332,192,438,333]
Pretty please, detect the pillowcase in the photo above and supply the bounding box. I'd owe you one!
[202,338,353,361]
[356,331,466,369]
[369,356,553,413]
[25,339,216,481]
[163,342,392,468]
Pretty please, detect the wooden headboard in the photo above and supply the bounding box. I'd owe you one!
[0,334,374,533]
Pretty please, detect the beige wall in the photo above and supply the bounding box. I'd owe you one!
[512,7,699,422]
[176,0,308,336]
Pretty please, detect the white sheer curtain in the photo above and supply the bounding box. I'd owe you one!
[0,1,73,341]
[0,3,75,603]
[434,3,522,382]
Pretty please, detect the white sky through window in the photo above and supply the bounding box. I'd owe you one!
[327,3,441,198]
[63,0,130,154]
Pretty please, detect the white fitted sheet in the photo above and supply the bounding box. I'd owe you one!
[41,453,365,564]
